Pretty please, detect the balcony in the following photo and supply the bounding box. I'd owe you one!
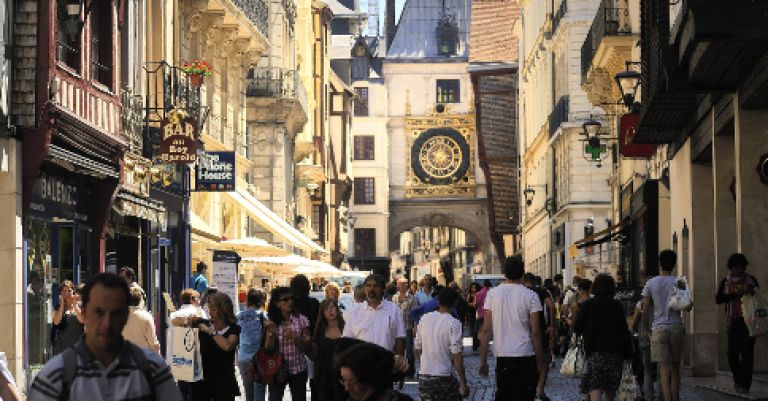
[231,0,269,35]
[548,96,569,138]
[246,67,309,133]
[581,0,632,82]
[551,0,567,34]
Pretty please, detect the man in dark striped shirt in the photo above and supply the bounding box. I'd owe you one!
[28,273,182,401]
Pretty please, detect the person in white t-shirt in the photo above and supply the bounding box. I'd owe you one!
[414,287,469,401]
[342,274,408,369]
[479,256,544,401]
[168,288,208,400]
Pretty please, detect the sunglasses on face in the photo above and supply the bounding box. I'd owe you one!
[278,297,292,303]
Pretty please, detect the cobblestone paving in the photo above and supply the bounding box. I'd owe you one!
[240,337,744,401]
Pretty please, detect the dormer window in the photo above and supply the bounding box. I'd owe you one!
[436,14,458,56]
[351,43,369,80]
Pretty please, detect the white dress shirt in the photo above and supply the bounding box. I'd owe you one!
[342,299,406,351]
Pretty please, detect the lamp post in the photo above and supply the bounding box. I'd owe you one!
[61,0,93,39]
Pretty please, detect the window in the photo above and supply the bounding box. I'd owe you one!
[353,136,375,160]
[90,0,113,88]
[354,87,369,116]
[56,1,81,70]
[354,177,375,204]
[436,79,460,103]
[351,56,370,80]
[354,228,376,256]
[311,204,322,238]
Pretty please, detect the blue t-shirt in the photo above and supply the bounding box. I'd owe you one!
[192,273,208,294]
[237,309,266,362]
[641,275,683,328]
[409,298,458,325]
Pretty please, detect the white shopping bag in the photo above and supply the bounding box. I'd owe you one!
[170,327,204,382]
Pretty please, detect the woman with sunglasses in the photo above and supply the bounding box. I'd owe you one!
[264,286,312,401]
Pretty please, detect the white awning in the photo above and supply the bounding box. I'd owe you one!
[242,255,340,276]
[218,237,292,257]
[225,189,327,254]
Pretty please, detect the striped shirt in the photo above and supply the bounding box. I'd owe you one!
[28,339,182,401]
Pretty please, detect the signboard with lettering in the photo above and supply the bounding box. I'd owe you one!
[29,172,91,223]
[212,251,240,314]
[195,152,236,191]
[620,114,656,158]
[159,115,198,164]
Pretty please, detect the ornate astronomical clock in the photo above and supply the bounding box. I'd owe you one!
[405,113,476,198]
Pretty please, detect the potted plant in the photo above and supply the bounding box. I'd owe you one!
[180,59,213,87]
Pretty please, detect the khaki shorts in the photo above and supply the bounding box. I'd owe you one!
[650,325,685,363]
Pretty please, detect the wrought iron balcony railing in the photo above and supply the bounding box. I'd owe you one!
[581,0,632,80]
[548,96,569,138]
[231,0,269,36]
[246,67,308,116]
[552,0,568,34]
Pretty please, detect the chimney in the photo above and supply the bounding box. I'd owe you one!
[368,0,379,36]
[386,0,396,47]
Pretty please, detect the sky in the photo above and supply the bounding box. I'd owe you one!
[363,0,406,36]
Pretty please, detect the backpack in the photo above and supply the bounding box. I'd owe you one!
[59,343,156,401]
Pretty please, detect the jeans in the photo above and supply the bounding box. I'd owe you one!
[238,360,267,401]
[496,356,538,401]
[268,370,308,401]
[728,317,756,390]
[405,328,415,375]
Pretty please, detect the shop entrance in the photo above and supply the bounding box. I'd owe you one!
[25,218,92,375]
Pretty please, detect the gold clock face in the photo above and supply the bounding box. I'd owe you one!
[418,135,463,179]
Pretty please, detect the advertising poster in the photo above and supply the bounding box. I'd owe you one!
[212,250,240,314]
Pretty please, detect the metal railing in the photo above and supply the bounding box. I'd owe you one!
[581,0,632,80]
[231,0,269,36]
[548,96,569,137]
[552,0,568,34]
[246,67,308,116]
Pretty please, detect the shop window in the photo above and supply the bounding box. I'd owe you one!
[354,228,376,256]
[353,136,375,160]
[436,79,460,103]
[354,177,375,205]
[56,1,81,71]
[354,87,369,116]
[90,0,114,88]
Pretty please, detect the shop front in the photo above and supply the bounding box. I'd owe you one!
[24,162,118,375]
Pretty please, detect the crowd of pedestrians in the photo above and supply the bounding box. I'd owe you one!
[19,248,763,401]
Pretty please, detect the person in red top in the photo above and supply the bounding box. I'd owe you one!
[473,280,492,351]
[264,286,312,401]
[716,253,759,394]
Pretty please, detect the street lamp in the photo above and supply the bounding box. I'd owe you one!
[523,186,536,206]
[61,0,93,38]
[305,182,319,196]
[614,62,642,111]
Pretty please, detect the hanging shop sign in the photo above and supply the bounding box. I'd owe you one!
[159,113,198,164]
[619,114,656,158]
[195,151,236,191]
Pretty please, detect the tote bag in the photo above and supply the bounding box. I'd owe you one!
[560,335,585,377]
[743,291,768,338]
[170,327,204,382]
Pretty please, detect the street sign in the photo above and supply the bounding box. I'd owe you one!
[195,151,236,191]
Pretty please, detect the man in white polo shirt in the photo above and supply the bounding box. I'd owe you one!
[415,287,469,401]
[343,273,407,357]
[479,256,544,401]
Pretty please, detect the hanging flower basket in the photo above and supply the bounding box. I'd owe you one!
[180,59,213,87]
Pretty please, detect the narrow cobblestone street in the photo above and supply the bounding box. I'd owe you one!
[256,337,746,401]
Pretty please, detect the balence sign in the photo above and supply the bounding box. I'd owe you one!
[160,114,198,164]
